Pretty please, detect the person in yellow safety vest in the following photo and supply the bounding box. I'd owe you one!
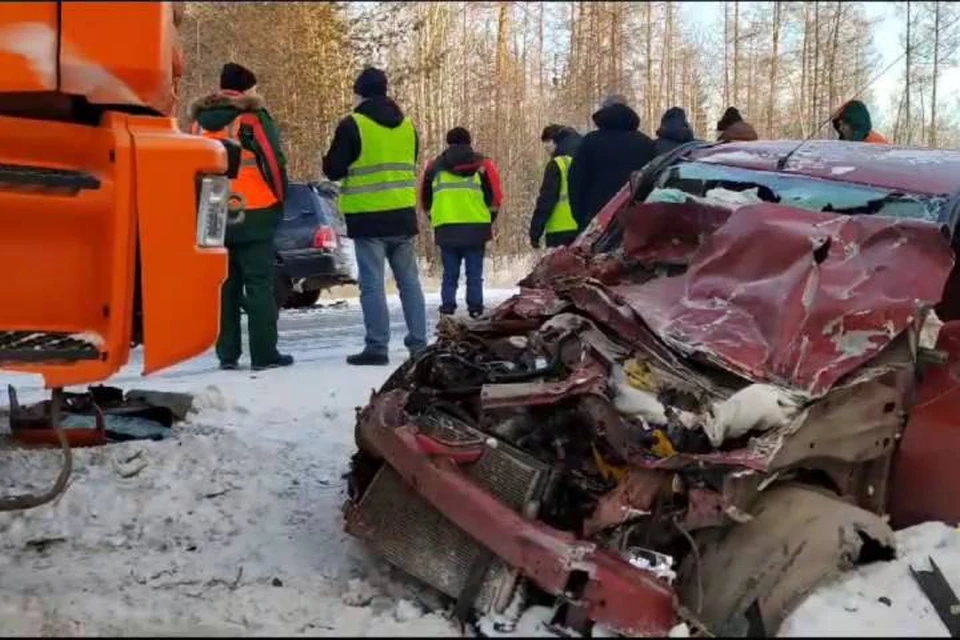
[529,124,582,249]
[419,127,503,319]
[322,67,427,366]
[189,62,293,372]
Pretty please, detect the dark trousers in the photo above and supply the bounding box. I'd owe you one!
[440,245,485,314]
[216,239,281,366]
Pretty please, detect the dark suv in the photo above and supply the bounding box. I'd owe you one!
[273,181,356,309]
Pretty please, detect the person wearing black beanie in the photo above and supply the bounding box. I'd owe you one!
[220,62,257,93]
[189,62,292,371]
[419,127,503,319]
[322,67,426,366]
[352,66,388,100]
[446,126,471,146]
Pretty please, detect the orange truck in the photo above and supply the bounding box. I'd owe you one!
[0,1,230,390]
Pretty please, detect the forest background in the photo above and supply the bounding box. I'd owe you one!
[177,1,960,266]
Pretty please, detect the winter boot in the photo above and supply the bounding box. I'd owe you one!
[251,354,295,371]
[346,351,389,366]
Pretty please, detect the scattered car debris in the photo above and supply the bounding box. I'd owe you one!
[8,384,193,446]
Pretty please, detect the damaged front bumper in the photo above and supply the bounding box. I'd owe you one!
[345,389,678,637]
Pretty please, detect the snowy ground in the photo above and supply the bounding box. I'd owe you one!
[0,290,958,637]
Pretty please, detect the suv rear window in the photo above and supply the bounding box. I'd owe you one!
[654,161,948,224]
[283,184,320,221]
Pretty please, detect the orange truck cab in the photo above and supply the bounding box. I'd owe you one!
[0,1,230,388]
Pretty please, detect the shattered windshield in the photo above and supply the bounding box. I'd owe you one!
[653,161,948,224]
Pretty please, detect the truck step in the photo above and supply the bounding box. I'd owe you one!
[0,164,100,193]
[0,331,100,363]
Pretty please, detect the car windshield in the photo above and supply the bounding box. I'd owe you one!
[653,161,947,223]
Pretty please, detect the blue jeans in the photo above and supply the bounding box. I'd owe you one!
[354,236,427,356]
[440,245,485,314]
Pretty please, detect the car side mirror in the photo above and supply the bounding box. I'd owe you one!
[217,139,242,179]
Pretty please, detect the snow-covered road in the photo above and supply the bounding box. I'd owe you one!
[0,292,958,637]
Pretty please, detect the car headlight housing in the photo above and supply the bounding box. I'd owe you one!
[196,175,230,247]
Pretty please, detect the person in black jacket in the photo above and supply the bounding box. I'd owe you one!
[529,124,582,248]
[321,70,420,238]
[321,67,426,366]
[568,94,657,230]
[654,106,696,156]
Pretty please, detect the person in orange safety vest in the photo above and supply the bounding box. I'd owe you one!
[189,62,293,372]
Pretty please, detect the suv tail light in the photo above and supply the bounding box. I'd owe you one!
[313,225,338,250]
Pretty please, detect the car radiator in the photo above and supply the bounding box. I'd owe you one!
[345,408,554,614]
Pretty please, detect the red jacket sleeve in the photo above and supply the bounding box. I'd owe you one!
[482,158,503,209]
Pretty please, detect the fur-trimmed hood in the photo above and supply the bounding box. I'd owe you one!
[189,91,266,131]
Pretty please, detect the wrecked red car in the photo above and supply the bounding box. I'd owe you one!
[344,140,960,636]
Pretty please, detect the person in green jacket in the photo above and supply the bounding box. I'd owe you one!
[189,62,294,371]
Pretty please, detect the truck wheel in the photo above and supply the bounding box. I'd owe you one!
[274,273,292,310]
[678,483,895,637]
[288,290,321,309]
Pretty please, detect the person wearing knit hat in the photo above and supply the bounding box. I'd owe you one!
[189,62,292,371]
[220,62,257,93]
[446,126,471,146]
[322,67,426,366]
[419,127,503,319]
[352,66,388,100]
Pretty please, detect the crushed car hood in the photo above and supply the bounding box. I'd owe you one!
[516,200,955,397]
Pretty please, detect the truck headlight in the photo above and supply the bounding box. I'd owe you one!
[196,175,230,247]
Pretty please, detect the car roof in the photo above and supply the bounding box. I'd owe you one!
[686,140,960,196]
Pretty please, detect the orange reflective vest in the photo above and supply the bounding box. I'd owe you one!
[191,118,278,210]
[865,130,888,144]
